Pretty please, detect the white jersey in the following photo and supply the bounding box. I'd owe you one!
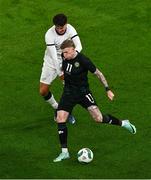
[43,24,82,75]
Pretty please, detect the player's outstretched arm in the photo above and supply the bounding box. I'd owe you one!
[94,68,114,100]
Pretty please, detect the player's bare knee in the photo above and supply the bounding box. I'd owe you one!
[56,115,65,123]
[88,105,103,123]
[94,114,103,123]
[39,83,49,96]
[39,89,45,96]
[56,111,68,123]
[39,87,49,96]
[93,110,103,123]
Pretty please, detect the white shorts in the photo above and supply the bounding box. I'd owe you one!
[40,63,63,85]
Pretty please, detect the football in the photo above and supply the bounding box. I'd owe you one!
[77,148,93,163]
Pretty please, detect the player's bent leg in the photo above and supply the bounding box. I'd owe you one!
[40,64,58,109]
[54,110,70,162]
[54,110,76,124]
[88,105,103,122]
[88,106,122,126]
[102,114,136,134]
[56,110,69,123]
[40,82,58,109]
[88,106,136,134]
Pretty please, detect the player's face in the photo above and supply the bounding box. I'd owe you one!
[55,24,67,35]
[62,47,76,60]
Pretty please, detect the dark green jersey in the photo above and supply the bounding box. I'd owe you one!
[62,52,96,89]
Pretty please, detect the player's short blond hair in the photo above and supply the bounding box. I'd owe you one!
[60,39,75,49]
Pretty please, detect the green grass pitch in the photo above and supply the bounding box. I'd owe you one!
[0,0,151,178]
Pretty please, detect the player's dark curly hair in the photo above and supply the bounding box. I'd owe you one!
[53,14,67,26]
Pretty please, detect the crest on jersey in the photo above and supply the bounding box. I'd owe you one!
[74,62,80,67]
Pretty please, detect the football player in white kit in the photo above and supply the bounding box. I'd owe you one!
[39,14,82,123]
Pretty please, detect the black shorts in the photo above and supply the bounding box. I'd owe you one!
[57,87,97,113]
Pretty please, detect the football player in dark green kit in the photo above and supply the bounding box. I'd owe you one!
[53,39,136,162]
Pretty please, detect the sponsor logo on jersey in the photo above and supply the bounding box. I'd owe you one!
[74,62,80,67]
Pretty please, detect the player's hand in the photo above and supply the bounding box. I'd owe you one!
[59,74,64,81]
[107,90,114,101]
[59,74,65,85]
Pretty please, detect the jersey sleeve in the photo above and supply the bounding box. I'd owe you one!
[72,36,82,52]
[81,54,96,73]
[45,29,55,45]
[44,30,61,75]
[69,24,82,52]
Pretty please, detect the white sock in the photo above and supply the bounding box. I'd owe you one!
[121,120,127,127]
[62,148,68,153]
[46,95,58,109]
